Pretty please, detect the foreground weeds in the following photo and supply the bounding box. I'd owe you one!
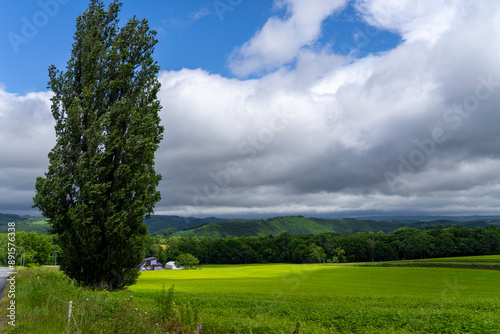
[9,268,202,334]
[6,264,500,333]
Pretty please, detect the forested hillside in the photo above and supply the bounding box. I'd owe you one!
[0,213,48,233]
[0,213,231,235]
[174,215,500,238]
[174,216,405,237]
[2,213,500,237]
[143,215,231,234]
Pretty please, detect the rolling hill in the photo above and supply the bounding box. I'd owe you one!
[0,213,231,235]
[2,213,499,237]
[142,215,232,234]
[174,216,500,238]
[0,213,48,233]
[173,216,411,238]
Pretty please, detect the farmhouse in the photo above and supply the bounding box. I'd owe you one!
[164,261,182,270]
[139,257,163,271]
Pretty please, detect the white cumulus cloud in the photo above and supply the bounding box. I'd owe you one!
[3,0,500,218]
[228,0,347,76]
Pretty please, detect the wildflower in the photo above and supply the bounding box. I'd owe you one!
[195,321,203,334]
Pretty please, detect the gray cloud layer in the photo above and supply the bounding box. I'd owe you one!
[2,0,500,217]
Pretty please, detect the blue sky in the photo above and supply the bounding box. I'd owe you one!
[0,0,400,94]
[2,0,500,218]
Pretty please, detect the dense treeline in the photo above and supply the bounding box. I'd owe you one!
[2,226,499,267]
[0,231,59,266]
[145,226,500,265]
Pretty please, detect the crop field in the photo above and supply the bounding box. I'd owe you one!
[358,254,500,270]
[424,255,500,260]
[129,258,500,333]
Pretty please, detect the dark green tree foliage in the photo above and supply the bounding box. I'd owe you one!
[0,232,54,266]
[33,0,163,290]
[152,226,500,265]
[175,253,200,269]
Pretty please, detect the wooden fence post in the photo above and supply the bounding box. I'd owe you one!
[67,301,73,333]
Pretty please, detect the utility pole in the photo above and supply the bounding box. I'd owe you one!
[16,246,25,268]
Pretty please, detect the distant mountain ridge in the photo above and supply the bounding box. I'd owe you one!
[173,215,500,238]
[0,213,232,235]
[1,213,499,236]
[143,215,232,234]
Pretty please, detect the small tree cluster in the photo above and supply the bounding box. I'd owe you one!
[175,253,199,269]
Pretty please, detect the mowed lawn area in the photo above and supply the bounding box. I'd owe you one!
[129,259,500,333]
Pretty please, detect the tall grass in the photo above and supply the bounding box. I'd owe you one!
[11,268,202,334]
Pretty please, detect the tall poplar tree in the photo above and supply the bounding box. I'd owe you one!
[33,0,164,290]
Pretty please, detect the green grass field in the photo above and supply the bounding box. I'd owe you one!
[30,219,49,226]
[9,257,500,333]
[129,259,500,333]
[358,254,500,270]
